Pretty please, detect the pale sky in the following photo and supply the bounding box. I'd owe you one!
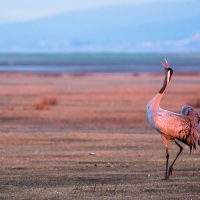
[0,0,180,24]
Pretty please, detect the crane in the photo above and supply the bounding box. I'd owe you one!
[146,59,200,180]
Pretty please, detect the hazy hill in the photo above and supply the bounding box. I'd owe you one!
[0,1,200,52]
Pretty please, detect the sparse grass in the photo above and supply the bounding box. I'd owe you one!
[0,73,200,199]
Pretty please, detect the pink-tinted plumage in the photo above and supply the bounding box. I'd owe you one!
[146,60,200,180]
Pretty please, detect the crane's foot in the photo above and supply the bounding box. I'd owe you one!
[162,167,174,180]
[168,166,173,178]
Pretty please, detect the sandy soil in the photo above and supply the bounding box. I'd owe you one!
[0,72,200,200]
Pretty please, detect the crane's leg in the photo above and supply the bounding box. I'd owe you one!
[164,147,169,180]
[161,136,169,180]
[167,141,183,179]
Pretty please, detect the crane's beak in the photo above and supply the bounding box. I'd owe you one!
[160,59,170,69]
[161,61,166,68]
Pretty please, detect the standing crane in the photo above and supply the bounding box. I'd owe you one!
[146,59,200,180]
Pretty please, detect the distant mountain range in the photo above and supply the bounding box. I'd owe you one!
[0,1,200,53]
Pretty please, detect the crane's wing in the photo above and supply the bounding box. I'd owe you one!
[181,105,200,147]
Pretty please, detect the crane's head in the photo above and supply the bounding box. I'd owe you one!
[161,59,173,83]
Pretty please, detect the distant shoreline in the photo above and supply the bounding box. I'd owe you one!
[0,71,200,77]
[0,53,200,73]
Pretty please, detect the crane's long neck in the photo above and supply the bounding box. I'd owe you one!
[159,72,170,94]
[147,70,171,111]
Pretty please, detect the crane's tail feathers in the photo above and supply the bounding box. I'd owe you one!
[181,105,200,128]
[187,128,199,153]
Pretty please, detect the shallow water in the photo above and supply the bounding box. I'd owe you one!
[0,53,199,73]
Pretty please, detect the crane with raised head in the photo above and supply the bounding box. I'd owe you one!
[146,59,200,180]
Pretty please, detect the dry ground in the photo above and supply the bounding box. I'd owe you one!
[0,72,200,199]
